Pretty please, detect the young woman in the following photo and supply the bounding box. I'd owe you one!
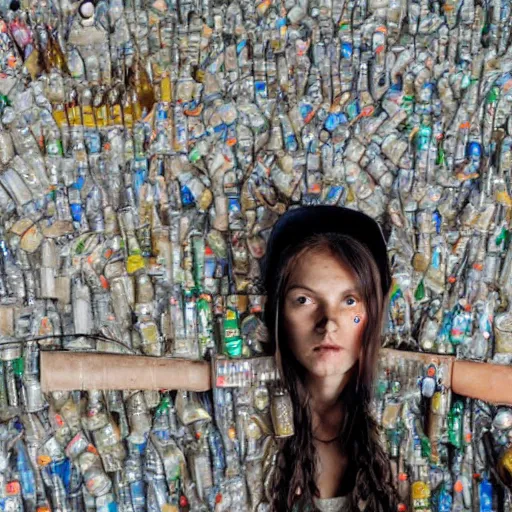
[260,205,399,512]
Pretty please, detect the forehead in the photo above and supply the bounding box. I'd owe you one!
[287,247,358,287]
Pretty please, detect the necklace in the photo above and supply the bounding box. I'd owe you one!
[313,433,340,444]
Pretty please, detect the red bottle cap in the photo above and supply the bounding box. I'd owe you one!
[6,481,20,495]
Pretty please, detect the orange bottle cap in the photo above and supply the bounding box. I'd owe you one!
[37,455,51,467]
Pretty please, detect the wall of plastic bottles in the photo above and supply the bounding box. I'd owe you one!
[0,0,511,510]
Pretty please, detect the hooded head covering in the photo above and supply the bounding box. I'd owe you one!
[259,205,391,374]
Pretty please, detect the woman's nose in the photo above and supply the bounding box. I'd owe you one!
[315,306,339,333]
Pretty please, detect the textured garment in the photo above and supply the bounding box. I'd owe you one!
[263,439,360,512]
[291,495,351,512]
[314,496,349,512]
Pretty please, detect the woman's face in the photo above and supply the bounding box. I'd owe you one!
[282,247,367,379]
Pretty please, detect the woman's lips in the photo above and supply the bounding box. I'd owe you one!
[313,344,342,352]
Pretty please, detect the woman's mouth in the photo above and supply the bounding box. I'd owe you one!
[313,344,342,352]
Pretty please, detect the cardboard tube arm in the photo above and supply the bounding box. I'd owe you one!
[452,360,512,406]
[40,352,211,392]
[40,350,512,405]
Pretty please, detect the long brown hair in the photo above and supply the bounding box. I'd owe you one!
[263,232,399,511]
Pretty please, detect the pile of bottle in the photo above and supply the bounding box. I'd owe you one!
[0,0,512,509]
[376,352,512,511]
[0,386,273,511]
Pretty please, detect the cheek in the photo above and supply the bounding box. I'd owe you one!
[282,309,310,355]
[340,308,367,350]
[351,319,366,350]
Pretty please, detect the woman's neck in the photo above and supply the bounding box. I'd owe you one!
[305,371,351,416]
[305,372,353,441]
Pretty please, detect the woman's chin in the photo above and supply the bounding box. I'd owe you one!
[306,359,356,379]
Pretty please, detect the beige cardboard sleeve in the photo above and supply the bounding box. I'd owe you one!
[452,359,512,406]
[41,352,211,392]
[0,306,15,335]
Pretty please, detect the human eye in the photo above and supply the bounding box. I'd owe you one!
[295,295,312,306]
[345,296,357,306]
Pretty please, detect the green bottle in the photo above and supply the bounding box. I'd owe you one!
[223,306,243,358]
[448,401,464,449]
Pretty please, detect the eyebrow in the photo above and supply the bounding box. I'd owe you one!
[286,284,362,296]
